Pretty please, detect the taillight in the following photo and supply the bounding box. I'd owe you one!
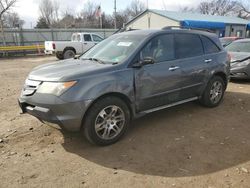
[52,43,56,50]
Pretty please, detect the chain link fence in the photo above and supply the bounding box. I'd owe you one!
[0,28,117,46]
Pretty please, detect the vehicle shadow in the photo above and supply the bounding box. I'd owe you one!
[61,91,250,177]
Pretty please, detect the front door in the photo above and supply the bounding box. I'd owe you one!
[82,34,95,52]
[134,34,183,112]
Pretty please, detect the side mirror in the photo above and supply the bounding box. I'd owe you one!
[132,57,155,68]
[141,57,155,65]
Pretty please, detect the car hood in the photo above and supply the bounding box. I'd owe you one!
[228,51,250,62]
[28,58,114,82]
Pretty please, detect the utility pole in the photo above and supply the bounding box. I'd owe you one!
[114,0,117,29]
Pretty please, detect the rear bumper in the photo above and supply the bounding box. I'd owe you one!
[18,95,92,132]
[44,50,55,55]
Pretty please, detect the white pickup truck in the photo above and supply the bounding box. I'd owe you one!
[44,33,104,60]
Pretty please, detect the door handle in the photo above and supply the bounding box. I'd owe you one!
[168,66,180,71]
[205,59,212,63]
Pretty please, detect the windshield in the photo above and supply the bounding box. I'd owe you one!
[225,41,250,53]
[81,34,145,64]
[220,38,233,46]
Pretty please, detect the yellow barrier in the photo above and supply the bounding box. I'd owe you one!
[0,45,45,52]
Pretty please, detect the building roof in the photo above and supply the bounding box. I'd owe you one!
[149,9,250,25]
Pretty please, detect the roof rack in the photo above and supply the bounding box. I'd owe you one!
[162,26,213,33]
[114,28,139,34]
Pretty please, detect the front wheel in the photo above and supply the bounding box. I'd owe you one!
[200,76,225,107]
[82,97,131,146]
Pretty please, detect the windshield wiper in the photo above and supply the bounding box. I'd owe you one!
[88,58,105,64]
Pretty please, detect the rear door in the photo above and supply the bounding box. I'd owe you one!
[134,34,184,112]
[174,33,208,99]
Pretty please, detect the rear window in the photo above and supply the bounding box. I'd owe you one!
[175,34,203,59]
[201,35,220,54]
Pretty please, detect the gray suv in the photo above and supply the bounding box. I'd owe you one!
[19,28,230,145]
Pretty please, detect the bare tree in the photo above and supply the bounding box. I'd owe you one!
[78,1,100,28]
[197,0,241,16]
[125,0,146,18]
[4,12,24,28]
[0,0,17,46]
[235,1,250,19]
[179,0,250,19]
[38,0,60,27]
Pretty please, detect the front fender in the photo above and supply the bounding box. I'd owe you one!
[60,69,135,103]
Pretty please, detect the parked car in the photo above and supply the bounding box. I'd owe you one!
[44,33,103,60]
[19,28,230,146]
[219,36,243,47]
[225,39,250,79]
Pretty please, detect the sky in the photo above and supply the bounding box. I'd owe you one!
[13,0,201,28]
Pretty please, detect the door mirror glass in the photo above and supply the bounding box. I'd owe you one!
[142,57,155,65]
[132,57,155,68]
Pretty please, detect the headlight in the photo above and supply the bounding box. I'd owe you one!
[37,81,77,96]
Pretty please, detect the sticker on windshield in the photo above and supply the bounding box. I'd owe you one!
[117,42,132,47]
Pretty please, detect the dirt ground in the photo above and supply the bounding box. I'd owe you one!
[0,56,250,188]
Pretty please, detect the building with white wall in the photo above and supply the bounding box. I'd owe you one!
[125,9,250,38]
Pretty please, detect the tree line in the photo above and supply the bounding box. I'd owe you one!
[35,0,146,29]
[1,0,250,31]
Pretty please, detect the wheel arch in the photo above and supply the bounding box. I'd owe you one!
[63,47,76,54]
[213,71,228,88]
[81,92,134,129]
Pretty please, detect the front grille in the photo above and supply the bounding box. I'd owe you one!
[22,79,42,96]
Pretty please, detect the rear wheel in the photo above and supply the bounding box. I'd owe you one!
[200,76,225,107]
[63,49,75,59]
[56,52,64,60]
[82,97,130,146]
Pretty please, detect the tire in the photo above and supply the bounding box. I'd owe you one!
[63,49,75,59]
[82,96,131,146]
[200,76,225,107]
[56,52,64,60]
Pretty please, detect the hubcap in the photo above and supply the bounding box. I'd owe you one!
[65,51,74,59]
[95,105,125,140]
[209,81,223,104]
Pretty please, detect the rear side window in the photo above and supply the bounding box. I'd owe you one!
[201,35,220,54]
[175,34,203,59]
[76,34,81,42]
[84,34,92,42]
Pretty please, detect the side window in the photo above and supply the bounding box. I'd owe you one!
[76,34,81,42]
[71,34,76,41]
[201,35,220,54]
[84,34,92,42]
[92,35,103,42]
[140,34,175,63]
[175,33,203,59]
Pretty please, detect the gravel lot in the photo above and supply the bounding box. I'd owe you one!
[0,56,250,188]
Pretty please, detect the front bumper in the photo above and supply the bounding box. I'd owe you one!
[18,94,92,132]
[230,66,250,79]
